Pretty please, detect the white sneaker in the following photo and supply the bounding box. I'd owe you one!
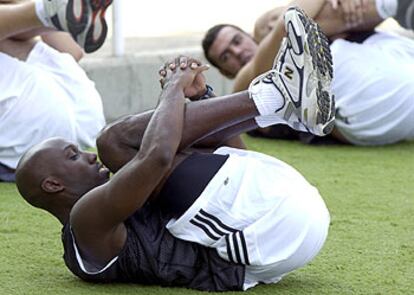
[249,7,335,136]
[43,0,113,53]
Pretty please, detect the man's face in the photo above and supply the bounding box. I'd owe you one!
[208,26,258,78]
[42,138,110,196]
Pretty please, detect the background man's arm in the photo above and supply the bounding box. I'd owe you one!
[254,7,284,43]
[40,32,84,61]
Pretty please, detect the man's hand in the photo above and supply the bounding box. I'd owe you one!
[328,0,370,27]
[159,56,210,100]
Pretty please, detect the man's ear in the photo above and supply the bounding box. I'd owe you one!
[41,177,64,193]
[219,68,235,79]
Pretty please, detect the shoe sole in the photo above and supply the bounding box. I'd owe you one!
[287,7,335,135]
[65,0,89,38]
[82,0,113,53]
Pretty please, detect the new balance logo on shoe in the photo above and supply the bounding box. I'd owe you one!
[284,67,294,80]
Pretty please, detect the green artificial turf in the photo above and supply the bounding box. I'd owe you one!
[1,137,413,295]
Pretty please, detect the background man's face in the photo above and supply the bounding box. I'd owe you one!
[208,26,258,78]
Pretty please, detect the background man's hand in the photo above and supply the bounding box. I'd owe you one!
[328,0,370,28]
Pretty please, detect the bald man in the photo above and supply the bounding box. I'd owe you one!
[16,8,334,291]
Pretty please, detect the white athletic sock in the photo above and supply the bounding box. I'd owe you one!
[249,81,284,116]
[35,0,51,27]
[249,74,308,130]
[375,0,398,19]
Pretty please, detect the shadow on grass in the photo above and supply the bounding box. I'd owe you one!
[54,272,340,295]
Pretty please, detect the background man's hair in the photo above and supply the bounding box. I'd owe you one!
[202,24,245,70]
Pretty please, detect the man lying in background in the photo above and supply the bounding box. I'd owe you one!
[203,0,414,145]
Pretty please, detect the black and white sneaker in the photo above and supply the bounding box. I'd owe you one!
[249,7,335,136]
[43,0,113,53]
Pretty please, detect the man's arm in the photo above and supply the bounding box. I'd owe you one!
[40,32,84,61]
[9,29,84,61]
[254,7,284,43]
[69,58,207,265]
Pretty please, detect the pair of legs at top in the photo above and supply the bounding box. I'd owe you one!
[0,0,112,53]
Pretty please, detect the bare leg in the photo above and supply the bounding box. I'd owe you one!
[0,1,46,41]
[97,91,260,172]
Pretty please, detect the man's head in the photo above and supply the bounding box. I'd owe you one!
[15,138,110,218]
[202,24,257,78]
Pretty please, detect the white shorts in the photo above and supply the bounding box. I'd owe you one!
[0,42,105,169]
[167,147,330,290]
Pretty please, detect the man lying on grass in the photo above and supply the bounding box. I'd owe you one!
[203,0,414,145]
[16,8,334,292]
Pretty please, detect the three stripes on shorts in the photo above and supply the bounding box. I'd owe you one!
[189,209,250,265]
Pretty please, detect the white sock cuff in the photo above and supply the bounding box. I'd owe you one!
[35,0,50,27]
[375,0,398,19]
[255,114,309,131]
[254,115,285,128]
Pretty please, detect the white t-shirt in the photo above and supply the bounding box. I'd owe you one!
[0,42,105,169]
[331,31,414,145]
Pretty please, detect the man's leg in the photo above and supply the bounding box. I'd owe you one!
[0,1,45,41]
[97,92,260,172]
